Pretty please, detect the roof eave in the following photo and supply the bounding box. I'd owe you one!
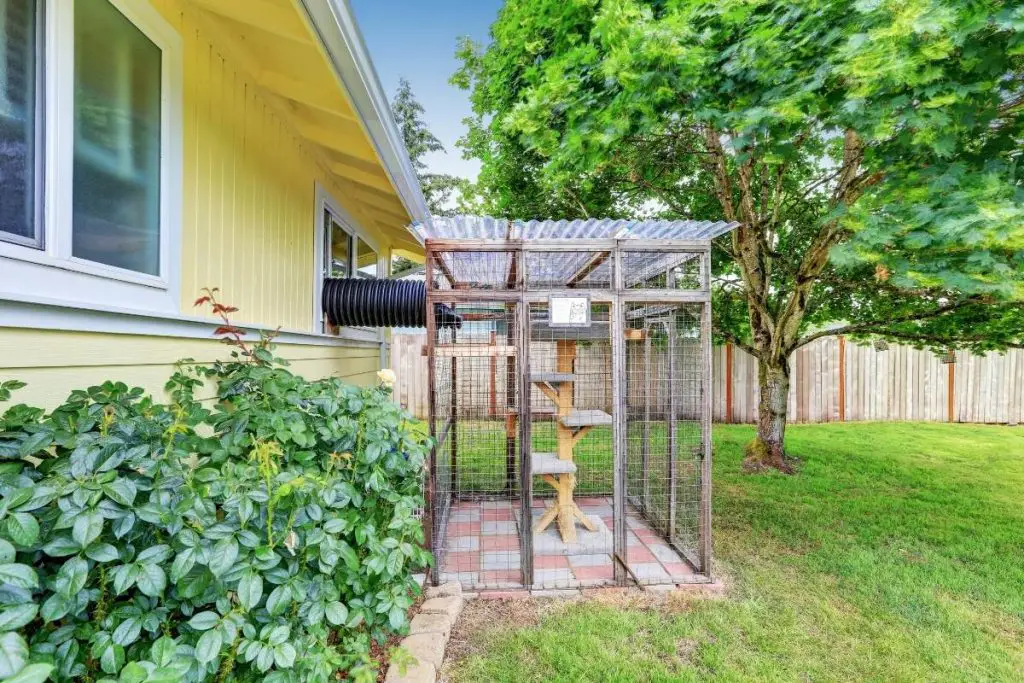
[297,0,429,244]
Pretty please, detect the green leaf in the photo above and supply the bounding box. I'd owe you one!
[0,563,38,589]
[40,593,70,622]
[325,601,348,626]
[18,431,51,458]
[85,543,120,563]
[187,611,220,631]
[56,557,88,598]
[137,544,171,565]
[0,631,29,677]
[389,604,406,630]
[43,535,80,557]
[136,563,166,597]
[151,636,177,667]
[195,629,223,664]
[0,663,53,683]
[208,537,238,578]
[99,641,125,674]
[170,547,195,583]
[118,662,147,683]
[73,510,104,548]
[0,604,37,632]
[102,479,137,507]
[112,617,141,646]
[337,541,359,571]
[237,570,263,611]
[266,585,291,616]
[273,643,296,669]
[111,562,142,594]
[0,540,13,564]
[5,513,38,547]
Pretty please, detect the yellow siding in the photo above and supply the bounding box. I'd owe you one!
[0,329,380,411]
[147,0,384,332]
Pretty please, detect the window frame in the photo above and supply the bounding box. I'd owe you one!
[312,183,385,340]
[0,0,182,313]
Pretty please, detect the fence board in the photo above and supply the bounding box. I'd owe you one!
[391,333,1024,425]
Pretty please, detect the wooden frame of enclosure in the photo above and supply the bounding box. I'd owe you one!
[423,238,715,588]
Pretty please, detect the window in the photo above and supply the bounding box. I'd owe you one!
[0,0,181,313]
[355,235,378,279]
[72,0,162,275]
[314,187,383,337]
[0,0,42,247]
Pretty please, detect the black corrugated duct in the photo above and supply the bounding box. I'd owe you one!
[322,278,461,329]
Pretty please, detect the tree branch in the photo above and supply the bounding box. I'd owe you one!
[792,297,993,349]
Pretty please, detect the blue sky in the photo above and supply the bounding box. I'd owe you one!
[350,0,504,182]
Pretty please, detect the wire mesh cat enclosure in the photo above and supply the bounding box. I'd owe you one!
[417,217,737,591]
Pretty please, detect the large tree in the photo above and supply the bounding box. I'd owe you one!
[454,0,1024,471]
[391,78,471,214]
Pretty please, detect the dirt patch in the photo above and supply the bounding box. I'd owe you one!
[444,597,543,667]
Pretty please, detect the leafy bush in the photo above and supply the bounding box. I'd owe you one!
[0,295,431,682]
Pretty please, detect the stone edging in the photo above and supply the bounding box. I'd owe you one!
[385,581,464,683]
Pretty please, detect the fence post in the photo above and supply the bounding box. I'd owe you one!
[838,336,846,422]
[488,330,497,417]
[948,360,955,423]
[725,343,734,424]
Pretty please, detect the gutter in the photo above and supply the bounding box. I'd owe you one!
[297,0,430,241]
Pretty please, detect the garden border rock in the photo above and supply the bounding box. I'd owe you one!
[385,581,465,683]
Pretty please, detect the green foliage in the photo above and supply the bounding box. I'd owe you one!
[0,321,430,681]
[453,0,1023,456]
[391,78,472,214]
[454,0,1023,345]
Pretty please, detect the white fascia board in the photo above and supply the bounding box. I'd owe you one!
[298,0,429,241]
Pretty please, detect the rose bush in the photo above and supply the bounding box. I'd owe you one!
[0,302,431,683]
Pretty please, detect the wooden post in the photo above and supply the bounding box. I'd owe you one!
[611,250,627,585]
[667,314,678,539]
[517,298,534,587]
[505,306,517,493]
[948,360,956,423]
[641,330,651,516]
[424,245,439,585]
[699,298,713,578]
[488,330,497,417]
[724,343,734,424]
[450,327,458,495]
[838,336,846,422]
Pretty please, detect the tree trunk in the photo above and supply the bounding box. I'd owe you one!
[744,357,794,473]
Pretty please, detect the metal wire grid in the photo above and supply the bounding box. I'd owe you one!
[426,240,713,589]
[624,302,706,581]
[430,301,525,589]
[622,250,704,289]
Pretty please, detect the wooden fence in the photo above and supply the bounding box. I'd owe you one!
[390,333,1024,425]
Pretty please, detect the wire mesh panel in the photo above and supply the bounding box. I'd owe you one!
[431,300,523,589]
[622,251,704,289]
[426,238,715,590]
[525,296,617,588]
[624,302,706,582]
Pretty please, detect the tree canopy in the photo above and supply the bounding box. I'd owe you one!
[454,0,1023,468]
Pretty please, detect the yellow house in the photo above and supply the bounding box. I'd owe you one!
[0,0,428,409]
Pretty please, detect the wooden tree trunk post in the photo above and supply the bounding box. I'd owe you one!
[747,357,793,472]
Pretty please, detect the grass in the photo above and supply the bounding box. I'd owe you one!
[445,423,1024,682]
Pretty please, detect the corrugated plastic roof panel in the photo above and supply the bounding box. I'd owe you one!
[411,216,738,242]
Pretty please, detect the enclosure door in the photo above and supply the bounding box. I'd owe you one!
[524,298,617,588]
[623,302,708,575]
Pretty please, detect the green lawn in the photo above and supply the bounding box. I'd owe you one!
[446,423,1024,682]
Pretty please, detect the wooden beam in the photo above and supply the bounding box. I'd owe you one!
[294,120,379,163]
[568,251,610,286]
[188,0,311,44]
[725,343,734,424]
[258,70,356,119]
[838,336,846,422]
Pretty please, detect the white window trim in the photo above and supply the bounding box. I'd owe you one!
[0,0,183,315]
[313,183,385,343]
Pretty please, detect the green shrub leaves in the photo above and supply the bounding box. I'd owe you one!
[0,339,431,682]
